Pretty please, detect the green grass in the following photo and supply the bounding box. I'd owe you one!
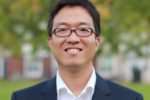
[0,80,149,100]
[0,80,40,100]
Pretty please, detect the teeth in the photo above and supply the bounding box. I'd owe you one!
[67,49,79,52]
[66,48,80,54]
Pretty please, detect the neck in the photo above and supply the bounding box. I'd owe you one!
[58,64,93,96]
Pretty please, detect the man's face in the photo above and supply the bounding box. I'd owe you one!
[48,6,100,68]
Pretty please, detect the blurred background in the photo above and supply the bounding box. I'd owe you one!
[0,0,150,100]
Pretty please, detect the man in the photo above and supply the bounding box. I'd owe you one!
[11,0,143,100]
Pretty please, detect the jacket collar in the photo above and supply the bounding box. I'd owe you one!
[92,73,111,100]
[40,77,57,100]
[39,74,111,100]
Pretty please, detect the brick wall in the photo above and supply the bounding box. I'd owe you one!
[4,57,52,80]
[6,57,23,79]
[43,57,52,78]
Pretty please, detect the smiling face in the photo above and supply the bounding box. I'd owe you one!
[48,6,100,69]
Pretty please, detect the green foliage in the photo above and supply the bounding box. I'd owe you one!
[0,0,56,57]
[93,0,150,56]
[0,0,149,57]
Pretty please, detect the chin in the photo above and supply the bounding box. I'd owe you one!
[64,62,89,69]
[64,63,81,67]
[65,65,83,72]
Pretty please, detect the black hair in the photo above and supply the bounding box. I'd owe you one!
[47,0,101,37]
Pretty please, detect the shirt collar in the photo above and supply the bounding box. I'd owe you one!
[56,71,71,95]
[56,67,96,97]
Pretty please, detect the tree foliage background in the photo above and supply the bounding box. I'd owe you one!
[93,0,150,56]
[0,0,149,58]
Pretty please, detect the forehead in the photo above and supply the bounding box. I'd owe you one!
[53,6,94,28]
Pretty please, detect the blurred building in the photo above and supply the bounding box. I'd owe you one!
[96,53,150,83]
[0,44,150,83]
[0,44,57,80]
[0,56,53,80]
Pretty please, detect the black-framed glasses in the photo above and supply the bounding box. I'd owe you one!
[52,28,95,37]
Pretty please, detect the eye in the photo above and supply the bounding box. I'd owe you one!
[78,28,90,32]
[55,28,68,33]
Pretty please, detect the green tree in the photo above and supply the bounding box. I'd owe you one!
[0,0,56,57]
[0,0,149,58]
[92,0,150,56]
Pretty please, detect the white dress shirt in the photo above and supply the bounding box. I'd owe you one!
[56,67,96,100]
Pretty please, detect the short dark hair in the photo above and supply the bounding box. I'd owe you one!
[47,0,101,37]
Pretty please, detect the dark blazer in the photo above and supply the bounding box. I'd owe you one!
[11,74,143,100]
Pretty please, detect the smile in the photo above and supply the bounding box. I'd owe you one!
[65,48,82,55]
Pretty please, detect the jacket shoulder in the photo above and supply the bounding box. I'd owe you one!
[15,79,51,93]
[11,78,56,100]
[106,80,143,100]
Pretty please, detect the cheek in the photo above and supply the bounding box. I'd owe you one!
[81,37,98,49]
[89,41,98,54]
[50,38,67,55]
[51,37,65,46]
[80,39,97,59]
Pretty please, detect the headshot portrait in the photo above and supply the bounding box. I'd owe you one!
[11,0,144,100]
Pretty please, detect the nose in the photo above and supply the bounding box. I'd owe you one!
[66,31,80,45]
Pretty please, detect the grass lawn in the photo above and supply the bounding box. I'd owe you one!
[0,80,40,100]
[0,80,149,100]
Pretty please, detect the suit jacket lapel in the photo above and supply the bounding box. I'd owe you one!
[92,74,111,100]
[40,77,57,100]
[38,74,112,100]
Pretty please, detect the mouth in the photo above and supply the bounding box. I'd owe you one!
[64,48,82,55]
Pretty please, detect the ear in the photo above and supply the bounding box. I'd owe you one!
[48,37,52,49]
[95,36,100,51]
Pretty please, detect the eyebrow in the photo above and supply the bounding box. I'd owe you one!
[54,22,68,27]
[54,22,92,27]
